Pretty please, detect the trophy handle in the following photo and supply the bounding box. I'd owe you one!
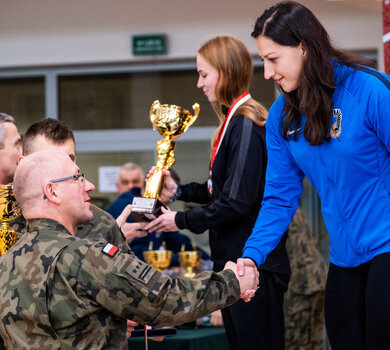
[150,100,161,127]
[192,103,200,118]
[183,103,200,133]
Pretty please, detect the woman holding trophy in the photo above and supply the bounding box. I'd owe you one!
[145,35,290,350]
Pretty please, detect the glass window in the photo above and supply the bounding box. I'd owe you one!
[0,77,45,132]
[59,66,275,131]
[59,71,216,130]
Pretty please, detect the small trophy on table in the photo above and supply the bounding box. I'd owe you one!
[143,241,172,272]
[0,185,22,256]
[130,100,199,222]
[178,244,202,278]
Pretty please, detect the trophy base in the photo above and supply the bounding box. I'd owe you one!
[130,197,166,222]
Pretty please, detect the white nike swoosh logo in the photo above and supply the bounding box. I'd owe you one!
[287,128,301,135]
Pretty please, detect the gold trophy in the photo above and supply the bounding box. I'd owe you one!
[178,244,202,278]
[0,185,22,256]
[143,242,173,271]
[131,100,200,222]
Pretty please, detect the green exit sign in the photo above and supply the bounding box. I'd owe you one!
[132,35,167,56]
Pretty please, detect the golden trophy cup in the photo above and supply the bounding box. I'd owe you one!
[178,244,202,279]
[143,242,173,271]
[131,100,200,222]
[0,185,22,256]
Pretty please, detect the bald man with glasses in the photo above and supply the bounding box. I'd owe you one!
[0,150,258,349]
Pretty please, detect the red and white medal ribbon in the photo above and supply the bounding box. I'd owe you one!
[207,91,251,195]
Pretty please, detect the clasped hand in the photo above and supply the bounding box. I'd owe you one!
[224,261,259,302]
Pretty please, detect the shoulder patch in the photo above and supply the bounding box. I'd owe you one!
[102,243,119,257]
[126,259,157,284]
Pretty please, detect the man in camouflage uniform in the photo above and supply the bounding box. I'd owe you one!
[284,208,327,350]
[0,113,22,350]
[0,150,258,349]
[1,117,172,348]
[3,117,174,346]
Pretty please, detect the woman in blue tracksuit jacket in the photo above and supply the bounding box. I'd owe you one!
[238,2,390,350]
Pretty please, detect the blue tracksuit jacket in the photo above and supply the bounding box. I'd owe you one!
[243,62,390,268]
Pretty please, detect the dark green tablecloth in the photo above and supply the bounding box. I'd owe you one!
[128,327,229,350]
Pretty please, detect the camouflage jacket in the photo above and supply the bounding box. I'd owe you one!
[0,219,240,349]
[286,208,327,295]
[11,203,131,254]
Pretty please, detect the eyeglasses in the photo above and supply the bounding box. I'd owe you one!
[50,173,85,184]
[43,173,85,199]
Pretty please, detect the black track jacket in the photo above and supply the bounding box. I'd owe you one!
[175,112,290,275]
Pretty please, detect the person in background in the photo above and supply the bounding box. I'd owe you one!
[284,208,327,350]
[0,112,22,350]
[0,149,259,349]
[0,113,22,185]
[145,35,291,350]
[238,2,390,349]
[116,162,145,194]
[106,162,146,220]
[107,164,209,266]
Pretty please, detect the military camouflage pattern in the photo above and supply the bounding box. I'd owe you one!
[10,212,27,239]
[0,218,240,349]
[11,203,132,254]
[76,204,132,254]
[284,291,325,350]
[284,208,327,350]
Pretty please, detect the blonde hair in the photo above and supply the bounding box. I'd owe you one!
[198,35,268,146]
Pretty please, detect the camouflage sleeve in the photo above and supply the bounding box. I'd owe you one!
[76,204,132,254]
[59,240,240,328]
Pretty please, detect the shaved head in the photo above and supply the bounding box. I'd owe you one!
[14,150,72,213]
[14,149,95,235]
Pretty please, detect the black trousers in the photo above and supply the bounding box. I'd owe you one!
[215,265,288,350]
[325,252,390,350]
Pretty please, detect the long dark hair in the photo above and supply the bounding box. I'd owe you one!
[252,1,369,145]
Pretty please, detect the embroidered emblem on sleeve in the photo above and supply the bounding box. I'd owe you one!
[102,243,119,257]
[331,108,342,138]
[126,259,156,284]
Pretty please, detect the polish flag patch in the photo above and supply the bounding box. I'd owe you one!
[102,243,119,257]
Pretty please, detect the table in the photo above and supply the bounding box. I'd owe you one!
[128,327,229,350]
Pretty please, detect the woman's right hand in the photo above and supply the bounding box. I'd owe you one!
[237,258,257,277]
[147,167,178,205]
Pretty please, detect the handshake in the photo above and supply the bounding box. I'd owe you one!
[223,259,259,302]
